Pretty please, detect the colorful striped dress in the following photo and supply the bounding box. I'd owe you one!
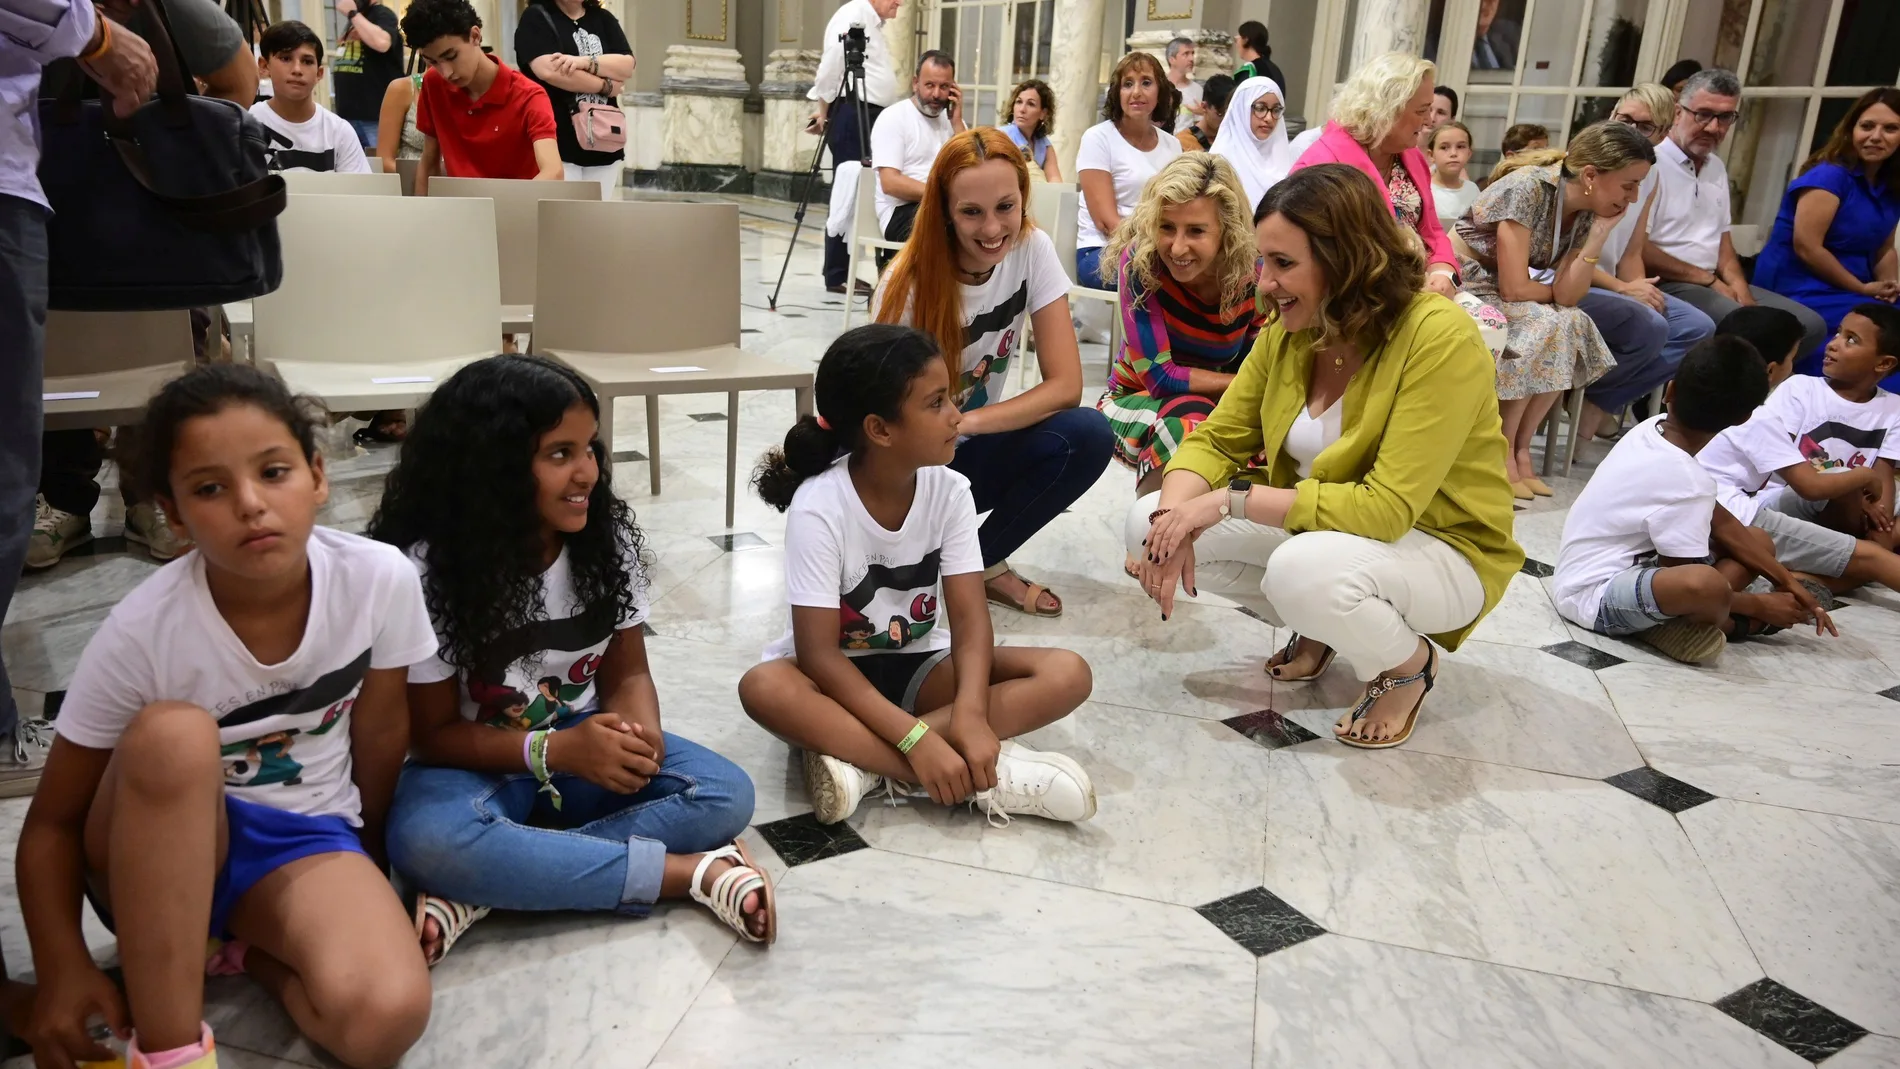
[1097,248,1266,477]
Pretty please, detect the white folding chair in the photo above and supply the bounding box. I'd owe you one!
[41,311,195,431]
[278,170,401,195]
[254,194,499,413]
[841,167,907,328]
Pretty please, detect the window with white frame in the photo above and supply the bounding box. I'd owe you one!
[930,0,1056,132]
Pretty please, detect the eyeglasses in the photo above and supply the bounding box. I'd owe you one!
[1251,102,1285,118]
[1683,107,1741,129]
[1612,113,1659,138]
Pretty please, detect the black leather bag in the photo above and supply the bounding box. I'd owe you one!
[37,0,287,311]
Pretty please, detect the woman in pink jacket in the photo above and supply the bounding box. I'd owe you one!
[1293,52,1504,348]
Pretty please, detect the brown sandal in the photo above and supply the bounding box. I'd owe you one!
[983,560,1063,617]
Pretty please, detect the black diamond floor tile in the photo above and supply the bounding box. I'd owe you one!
[1223,709,1321,750]
[639,621,656,637]
[1234,606,1268,624]
[1714,978,1868,1062]
[43,690,65,720]
[688,412,729,423]
[1195,887,1326,958]
[1878,683,1900,703]
[1541,640,1625,670]
[1520,558,1555,577]
[740,328,762,334]
[64,535,129,560]
[782,313,807,319]
[754,813,869,867]
[611,449,647,463]
[709,532,768,552]
[1604,767,1715,813]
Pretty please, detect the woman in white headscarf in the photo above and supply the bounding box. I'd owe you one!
[1211,76,1295,212]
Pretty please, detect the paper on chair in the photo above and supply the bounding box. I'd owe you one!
[650,366,707,373]
[44,391,101,401]
[371,376,434,384]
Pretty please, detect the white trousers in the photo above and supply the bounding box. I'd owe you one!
[563,161,624,201]
[1126,492,1487,681]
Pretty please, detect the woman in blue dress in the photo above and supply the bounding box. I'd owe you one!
[1001,78,1062,182]
[1754,87,1900,383]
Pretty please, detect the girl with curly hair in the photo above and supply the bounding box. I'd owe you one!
[1132,164,1523,750]
[1097,153,1265,498]
[370,355,772,964]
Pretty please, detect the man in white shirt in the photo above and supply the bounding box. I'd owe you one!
[811,0,902,294]
[870,49,963,266]
[250,20,370,173]
[1644,68,1827,358]
[1166,37,1200,133]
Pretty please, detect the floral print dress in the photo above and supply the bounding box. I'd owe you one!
[1454,164,1616,400]
[1387,164,1509,359]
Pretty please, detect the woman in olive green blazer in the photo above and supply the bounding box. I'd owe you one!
[1130,164,1524,749]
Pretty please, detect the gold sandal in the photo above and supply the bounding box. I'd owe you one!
[983,560,1063,617]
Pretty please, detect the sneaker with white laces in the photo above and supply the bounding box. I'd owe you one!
[971,740,1097,825]
[125,501,191,562]
[802,749,884,824]
[25,495,90,570]
[0,718,52,799]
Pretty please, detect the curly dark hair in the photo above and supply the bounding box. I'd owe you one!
[140,363,322,502]
[368,355,647,678]
[400,0,480,50]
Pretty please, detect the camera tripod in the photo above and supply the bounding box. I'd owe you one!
[767,29,873,312]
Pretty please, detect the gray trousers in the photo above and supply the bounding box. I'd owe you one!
[0,196,48,738]
[1659,279,1829,358]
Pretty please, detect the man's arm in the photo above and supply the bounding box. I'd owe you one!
[336,0,392,51]
[0,0,94,59]
[1642,236,1717,285]
[878,166,925,203]
[1715,231,1753,304]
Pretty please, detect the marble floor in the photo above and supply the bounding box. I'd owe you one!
[4,200,1898,1067]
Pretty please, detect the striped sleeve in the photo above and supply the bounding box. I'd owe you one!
[1116,251,1191,397]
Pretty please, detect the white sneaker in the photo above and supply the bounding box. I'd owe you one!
[802,750,883,824]
[0,718,51,799]
[972,740,1096,825]
[125,502,191,562]
[25,495,90,570]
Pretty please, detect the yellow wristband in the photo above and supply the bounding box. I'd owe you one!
[79,17,112,62]
[896,722,929,755]
[1581,255,1601,264]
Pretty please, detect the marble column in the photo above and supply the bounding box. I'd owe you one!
[758,48,824,201]
[1348,0,1430,73]
[1126,28,1233,82]
[883,0,920,93]
[1047,0,1108,182]
[657,44,752,192]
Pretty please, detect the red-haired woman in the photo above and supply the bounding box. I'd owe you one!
[876,128,1114,617]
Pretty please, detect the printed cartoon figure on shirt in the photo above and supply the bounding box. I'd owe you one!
[468,649,604,729]
[1798,421,1885,472]
[213,649,372,792]
[955,338,1012,411]
[837,550,944,651]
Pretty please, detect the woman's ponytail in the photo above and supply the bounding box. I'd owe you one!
[754,415,842,511]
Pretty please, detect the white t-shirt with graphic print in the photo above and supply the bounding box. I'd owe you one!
[56,527,437,825]
[875,226,1071,412]
[406,543,649,729]
[763,460,984,662]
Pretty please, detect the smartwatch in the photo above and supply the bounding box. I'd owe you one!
[1220,477,1250,521]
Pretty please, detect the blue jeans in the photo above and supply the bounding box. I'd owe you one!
[1075,246,1111,289]
[0,196,49,738]
[386,729,755,914]
[950,406,1114,566]
[1577,288,1713,410]
[347,118,379,149]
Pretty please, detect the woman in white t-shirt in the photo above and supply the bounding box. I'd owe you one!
[1076,50,1183,287]
[372,356,774,962]
[875,127,1116,618]
[739,324,1095,827]
[24,365,435,1069]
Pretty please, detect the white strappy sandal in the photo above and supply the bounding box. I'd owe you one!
[414,893,491,967]
[689,840,777,946]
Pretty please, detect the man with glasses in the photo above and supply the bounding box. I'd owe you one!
[1643,68,1829,356]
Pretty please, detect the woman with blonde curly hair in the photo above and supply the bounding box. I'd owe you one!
[1131,164,1522,749]
[1000,78,1061,182]
[875,128,1114,617]
[1097,153,1265,498]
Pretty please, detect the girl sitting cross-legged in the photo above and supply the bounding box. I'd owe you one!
[738,324,1097,827]
[370,355,772,965]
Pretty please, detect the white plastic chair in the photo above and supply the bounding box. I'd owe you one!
[428,176,602,339]
[41,311,195,431]
[1032,183,1122,382]
[841,167,907,328]
[278,170,401,195]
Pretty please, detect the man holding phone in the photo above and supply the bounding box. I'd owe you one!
[870,49,962,267]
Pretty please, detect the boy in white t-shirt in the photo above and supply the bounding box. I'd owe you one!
[250,21,371,174]
[1699,305,1900,596]
[870,49,963,265]
[1554,337,1835,663]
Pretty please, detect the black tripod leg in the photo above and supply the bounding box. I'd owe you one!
[767,130,832,311]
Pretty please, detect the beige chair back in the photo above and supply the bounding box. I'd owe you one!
[365,157,385,173]
[533,200,739,354]
[256,194,499,367]
[41,311,195,429]
[1031,183,1082,285]
[395,157,422,196]
[428,177,601,305]
[279,170,401,195]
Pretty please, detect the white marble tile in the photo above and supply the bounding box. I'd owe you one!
[645,545,791,653]
[1255,935,1806,1069]
[650,849,1258,1068]
[643,635,806,824]
[1510,509,1569,567]
[1679,799,1900,1037]
[1263,746,1762,1001]
[1465,571,1573,650]
[1603,664,1900,823]
[852,701,1274,907]
[1825,1034,1900,1067]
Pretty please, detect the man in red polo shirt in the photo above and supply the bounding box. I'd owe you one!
[400,0,560,195]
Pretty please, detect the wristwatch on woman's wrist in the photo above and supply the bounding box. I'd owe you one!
[1220,478,1249,521]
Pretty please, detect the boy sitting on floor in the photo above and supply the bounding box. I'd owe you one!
[1554,336,1835,664]
[249,21,371,174]
[1698,304,1900,596]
